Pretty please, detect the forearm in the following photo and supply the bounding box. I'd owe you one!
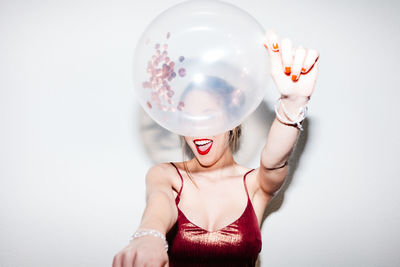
[137,191,177,235]
[261,97,309,169]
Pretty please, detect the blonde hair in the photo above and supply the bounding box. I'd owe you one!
[180,125,242,187]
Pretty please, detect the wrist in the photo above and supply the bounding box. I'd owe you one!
[280,95,309,104]
[280,96,309,115]
[274,97,308,131]
[130,229,169,251]
[138,221,167,235]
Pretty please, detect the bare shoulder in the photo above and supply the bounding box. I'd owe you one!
[145,162,182,195]
[240,166,271,201]
[236,165,271,221]
[235,165,259,195]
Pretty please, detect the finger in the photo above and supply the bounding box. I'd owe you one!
[302,49,319,74]
[112,254,122,267]
[122,252,136,267]
[264,29,282,72]
[281,38,294,75]
[308,58,319,79]
[264,29,280,54]
[291,46,306,82]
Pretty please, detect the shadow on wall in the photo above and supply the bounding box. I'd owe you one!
[256,119,309,267]
[137,100,310,267]
[138,107,183,163]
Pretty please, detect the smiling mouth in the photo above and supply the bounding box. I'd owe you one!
[193,139,213,155]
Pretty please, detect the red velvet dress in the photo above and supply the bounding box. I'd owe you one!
[166,163,262,266]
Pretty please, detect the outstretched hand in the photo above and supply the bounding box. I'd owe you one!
[113,235,169,267]
[264,30,319,102]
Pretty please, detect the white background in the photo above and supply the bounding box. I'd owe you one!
[1,0,399,266]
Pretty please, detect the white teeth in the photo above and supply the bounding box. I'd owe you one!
[194,140,212,146]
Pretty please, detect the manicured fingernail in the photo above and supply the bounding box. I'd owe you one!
[301,67,307,73]
[263,44,268,50]
[285,67,291,74]
[291,75,298,81]
[272,43,279,52]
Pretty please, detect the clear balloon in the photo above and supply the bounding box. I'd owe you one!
[133,0,270,136]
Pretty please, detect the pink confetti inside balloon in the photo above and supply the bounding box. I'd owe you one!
[177,101,185,111]
[133,0,270,136]
[178,68,186,77]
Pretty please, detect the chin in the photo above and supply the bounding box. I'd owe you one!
[195,156,218,167]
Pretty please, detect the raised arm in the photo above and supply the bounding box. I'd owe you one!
[258,30,319,196]
[113,163,178,267]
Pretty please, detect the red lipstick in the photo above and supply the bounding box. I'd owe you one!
[193,139,213,155]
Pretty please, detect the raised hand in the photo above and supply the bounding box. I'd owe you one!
[264,30,319,101]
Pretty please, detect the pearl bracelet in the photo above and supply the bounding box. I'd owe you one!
[130,229,169,251]
[274,98,308,131]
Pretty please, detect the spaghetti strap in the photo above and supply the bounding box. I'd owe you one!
[165,167,262,264]
[243,169,255,199]
[170,162,184,204]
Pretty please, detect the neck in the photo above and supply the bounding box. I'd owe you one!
[188,148,237,177]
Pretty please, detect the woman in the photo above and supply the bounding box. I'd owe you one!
[113,30,319,266]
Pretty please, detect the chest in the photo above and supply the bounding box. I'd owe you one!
[166,200,262,265]
[176,177,250,231]
[172,171,270,231]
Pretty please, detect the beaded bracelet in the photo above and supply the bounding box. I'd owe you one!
[130,229,169,251]
[274,98,308,131]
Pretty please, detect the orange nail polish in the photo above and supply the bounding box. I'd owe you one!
[285,67,291,74]
[272,43,279,52]
[263,44,268,50]
[301,67,306,73]
[291,75,297,81]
